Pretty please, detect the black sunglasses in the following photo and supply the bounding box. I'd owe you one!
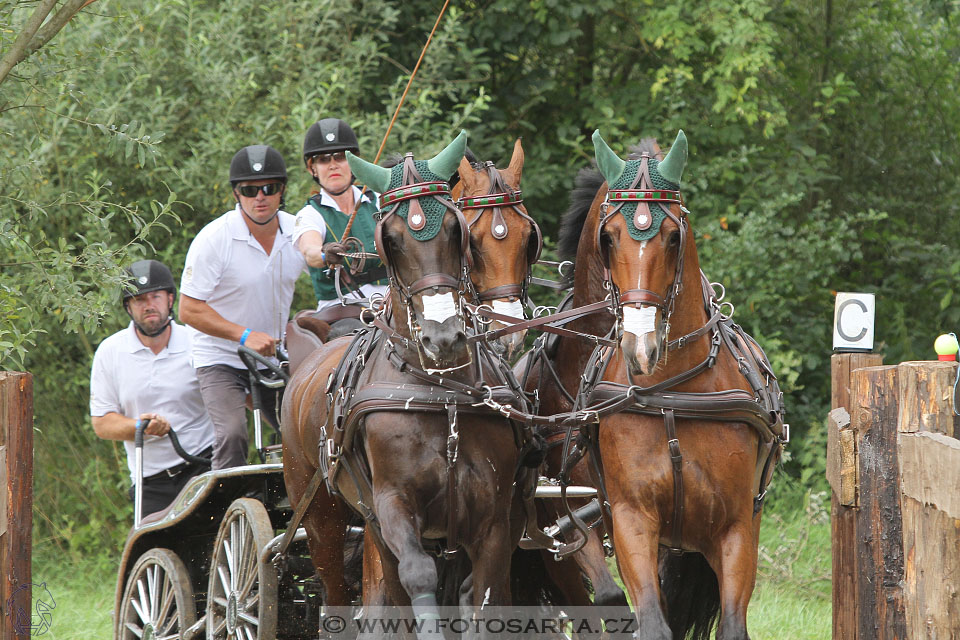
[311,151,347,165]
[236,183,283,197]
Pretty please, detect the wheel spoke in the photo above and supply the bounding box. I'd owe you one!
[217,565,231,598]
[148,565,160,621]
[157,574,175,625]
[237,564,257,599]
[134,578,149,623]
[237,608,260,625]
[223,536,235,584]
[123,621,145,638]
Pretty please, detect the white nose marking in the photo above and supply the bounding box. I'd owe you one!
[492,299,524,319]
[421,292,457,323]
[636,240,648,289]
[623,306,657,338]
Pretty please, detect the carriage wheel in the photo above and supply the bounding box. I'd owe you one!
[118,548,197,639]
[206,498,278,639]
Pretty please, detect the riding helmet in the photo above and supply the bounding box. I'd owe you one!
[123,259,176,301]
[302,118,360,162]
[229,145,288,185]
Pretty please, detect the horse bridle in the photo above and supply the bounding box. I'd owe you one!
[597,152,688,340]
[373,153,474,370]
[458,160,543,303]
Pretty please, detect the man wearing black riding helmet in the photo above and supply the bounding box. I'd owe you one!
[89,259,215,516]
[293,118,389,337]
[180,144,306,469]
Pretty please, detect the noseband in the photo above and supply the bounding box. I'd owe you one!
[597,153,688,337]
[458,161,543,302]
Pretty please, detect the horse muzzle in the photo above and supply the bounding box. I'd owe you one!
[419,316,469,366]
[620,306,664,376]
[489,298,526,360]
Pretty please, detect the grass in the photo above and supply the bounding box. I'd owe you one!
[30,545,116,638]
[30,496,830,639]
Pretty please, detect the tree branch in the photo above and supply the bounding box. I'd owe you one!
[0,0,100,87]
[0,0,59,86]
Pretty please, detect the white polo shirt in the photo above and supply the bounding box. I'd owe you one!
[90,322,216,481]
[181,206,307,368]
[293,187,389,310]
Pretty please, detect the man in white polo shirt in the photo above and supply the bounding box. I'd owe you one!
[180,144,307,469]
[90,259,215,517]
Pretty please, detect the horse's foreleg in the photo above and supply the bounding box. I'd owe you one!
[466,520,514,608]
[577,531,628,607]
[375,491,443,636]
[362,528,388,606]
[301,489,352,606]
[609,505,671,640]
[711,524,758,640]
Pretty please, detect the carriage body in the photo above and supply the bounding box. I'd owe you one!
[112,459,338,639]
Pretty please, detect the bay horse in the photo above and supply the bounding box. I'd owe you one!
[282,132,538,628]
[544,130,785,639]
[453,138,541,360]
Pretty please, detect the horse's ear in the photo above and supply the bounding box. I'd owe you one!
[505,137,524,184]
[658,129,688,185]
[592,130,626,186]
[346,151,391,193]
[427,130,468,179]
[458,156,476,191]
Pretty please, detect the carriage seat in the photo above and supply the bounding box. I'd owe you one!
[285,304,368,375]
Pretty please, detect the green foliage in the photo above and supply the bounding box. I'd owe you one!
[4,0,959,559]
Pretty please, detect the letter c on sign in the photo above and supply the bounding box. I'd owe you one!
[837,298,869,342]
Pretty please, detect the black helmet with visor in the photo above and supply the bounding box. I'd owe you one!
[229,145,288,185]
[302,118,360,162]
[123,259,176,301]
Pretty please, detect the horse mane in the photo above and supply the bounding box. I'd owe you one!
[557,137,663,260]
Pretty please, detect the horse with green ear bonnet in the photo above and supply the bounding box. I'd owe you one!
[279,130,541,627]
[594,128,687,243]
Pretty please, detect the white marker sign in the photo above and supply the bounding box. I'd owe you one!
[833,292,875,351]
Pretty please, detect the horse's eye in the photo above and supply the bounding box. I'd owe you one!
[667,230,681,249]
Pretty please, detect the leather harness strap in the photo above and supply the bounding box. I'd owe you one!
[663,408,684,554]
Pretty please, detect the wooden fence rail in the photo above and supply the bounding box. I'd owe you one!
[828,357,960,639]
[1,372,33,640]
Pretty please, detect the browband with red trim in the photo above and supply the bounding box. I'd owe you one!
[379,181,450,207]
[607,189,683,205]
[458,190,523,210]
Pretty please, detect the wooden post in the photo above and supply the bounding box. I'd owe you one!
[830,352,882,640]
[0,372,33,640]
[897,361,960,637]
[851,365,906,639]
[896,360,959,438]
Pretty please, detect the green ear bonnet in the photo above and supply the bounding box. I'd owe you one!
[346,131,467,242]
[593,130,687,242]
[382,160,450,241]
[607,157,679,241]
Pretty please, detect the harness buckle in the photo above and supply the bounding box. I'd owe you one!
[781,423,790,444]
[578,410,600,424]
[326,438,340,461]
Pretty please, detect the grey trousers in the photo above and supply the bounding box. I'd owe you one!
[196,364,279,470]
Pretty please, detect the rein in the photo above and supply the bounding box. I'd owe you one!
[340,0,452,240]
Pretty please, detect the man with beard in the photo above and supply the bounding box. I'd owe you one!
[90,259,215,517]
